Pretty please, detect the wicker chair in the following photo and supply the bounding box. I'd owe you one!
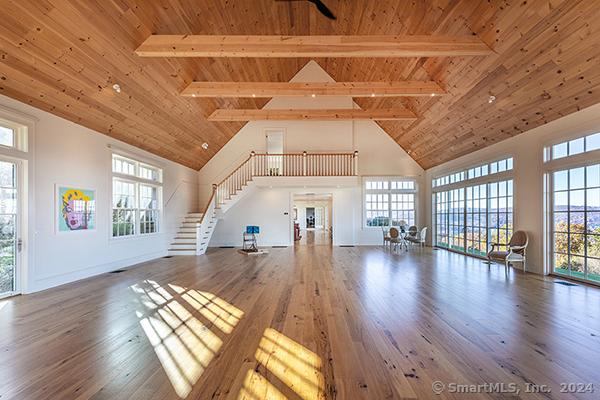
[487,230,529,273]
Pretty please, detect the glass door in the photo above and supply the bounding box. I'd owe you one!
[551,164,600,284]
[466,183,488,257]
[0,158,19,298]
[434,180,513,258]
[448,188,465,252]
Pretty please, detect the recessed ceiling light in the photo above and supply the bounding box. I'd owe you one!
[430,93,435,97]
[201,142,209,150]
[192,94,197,97]
[311,94,316,98]
[112,83,121,93]
[371,93,375,97]
[488,95,496,104]
[252,94,256,98]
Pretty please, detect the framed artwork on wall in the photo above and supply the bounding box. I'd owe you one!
[56,185,96,233]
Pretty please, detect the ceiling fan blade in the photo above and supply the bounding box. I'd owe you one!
[308,0,336,20]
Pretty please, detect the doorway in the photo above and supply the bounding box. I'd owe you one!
[306,207,315,228]
[293,193,332,246]
[265,129,284,176]
[0,157,21,298]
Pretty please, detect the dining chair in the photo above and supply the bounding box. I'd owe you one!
[406,227,427,247]
[382,226,391,247]
[389,227,407,252]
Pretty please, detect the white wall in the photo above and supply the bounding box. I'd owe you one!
[210,188,291,247]
[425,102,600,275]
[198,61,425,246]
[210,185,357,247]
[0,94,199,293]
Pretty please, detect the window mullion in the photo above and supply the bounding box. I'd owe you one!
[388,188,392,227]
[584,167,588,280]
[135,182,140,236]
[567,170,571,276]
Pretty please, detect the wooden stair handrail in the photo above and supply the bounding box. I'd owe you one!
[199,184,217,225]
[216,154,253,187]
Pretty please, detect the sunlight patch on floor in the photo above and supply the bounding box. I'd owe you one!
[182,289,244,334]
[252,328,325,400]
[237,369,288,400]
[132,281,244,398]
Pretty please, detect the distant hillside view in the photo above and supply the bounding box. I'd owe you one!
[553,206,600,231]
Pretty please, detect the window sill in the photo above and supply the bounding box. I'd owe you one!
[109,232,164,243]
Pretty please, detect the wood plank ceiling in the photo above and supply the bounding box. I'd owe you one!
[0,0,599,170]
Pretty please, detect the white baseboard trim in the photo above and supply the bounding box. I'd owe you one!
[27,250,167,293]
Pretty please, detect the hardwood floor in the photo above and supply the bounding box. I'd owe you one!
[297,229,331,246]
[1,247,599,399]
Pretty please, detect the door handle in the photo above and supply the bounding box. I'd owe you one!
[17,238,23,252]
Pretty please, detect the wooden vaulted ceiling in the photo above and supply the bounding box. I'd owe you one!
[1,1,599,170]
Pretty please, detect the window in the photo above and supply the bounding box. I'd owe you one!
[365,178,417,227]
[487,180,513,252]
[434,179,513,257]
[466,184,487,256]
[547,132,600,161]
[551,164,600,283]
[0,126,14,148]
[112,154,136,176]
[111,153,162,237]
[139,184,159,234]
[447,188,465,251]
[433,157,513,188]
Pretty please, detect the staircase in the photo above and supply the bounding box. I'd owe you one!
[168,151,358,256]
[167,212,203,255]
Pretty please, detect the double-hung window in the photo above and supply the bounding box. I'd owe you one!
[111,153,162,238]
[365,178,417,227]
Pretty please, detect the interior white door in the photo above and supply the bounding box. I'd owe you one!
[315,207,324,229]
[266,130,284,175]
[0,157,20,298]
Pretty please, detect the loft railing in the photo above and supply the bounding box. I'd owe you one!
[200,151,358,221]
[213,151,358,207]
[252,152,357,177]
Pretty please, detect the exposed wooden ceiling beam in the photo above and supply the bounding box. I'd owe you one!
[182,81,446,97]
[136,35,493,58]
[207,108,417,121]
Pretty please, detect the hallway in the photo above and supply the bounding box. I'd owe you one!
[296,229,332,246]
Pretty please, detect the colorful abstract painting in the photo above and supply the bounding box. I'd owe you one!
[57,186,96,232]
